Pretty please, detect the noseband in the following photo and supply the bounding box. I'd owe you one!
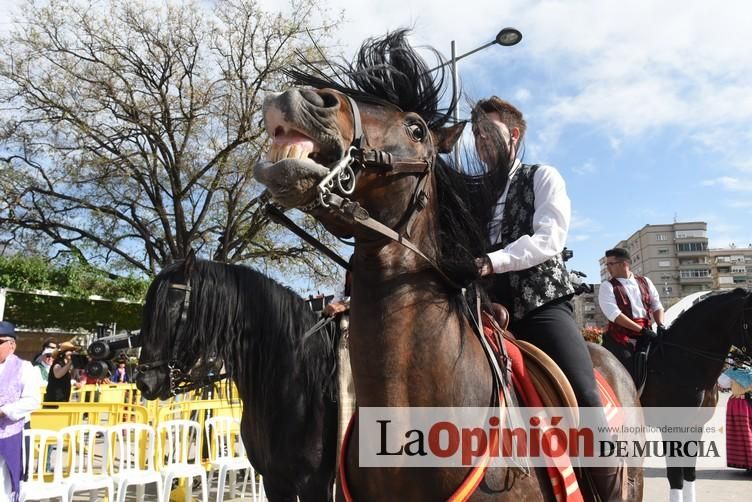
[137,280,225,395]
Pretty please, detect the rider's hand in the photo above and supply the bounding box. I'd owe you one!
[656,324,669,337]
[475,256,493,277]
[640,327,658,339]
[323,300,348,317]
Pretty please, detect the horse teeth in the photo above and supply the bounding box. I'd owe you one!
[289,144,302,159]
[269,144,279,162]
[280,144,292,160]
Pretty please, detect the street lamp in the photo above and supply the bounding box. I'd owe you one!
[428,28,522,165]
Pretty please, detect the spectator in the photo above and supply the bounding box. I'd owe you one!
[113,360,129,384]
[724,366,752,472]
[34,348,55,383]
[0,321,42,502]
[31,338,58,366]
[44,341,79,402]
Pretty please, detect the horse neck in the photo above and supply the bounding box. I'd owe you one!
[668,296,743,382]
[347,204,492,408]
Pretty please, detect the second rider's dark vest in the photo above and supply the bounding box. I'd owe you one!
[488,164,574,320]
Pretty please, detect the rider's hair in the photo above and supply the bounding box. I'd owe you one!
[471,97,527,143]
[605,247,631,263]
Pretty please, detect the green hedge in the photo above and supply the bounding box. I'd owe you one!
[0,255,148,331]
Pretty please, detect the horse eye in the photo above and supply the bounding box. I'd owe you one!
[406,122,426,141]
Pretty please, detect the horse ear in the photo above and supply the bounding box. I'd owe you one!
[433,121,467,154]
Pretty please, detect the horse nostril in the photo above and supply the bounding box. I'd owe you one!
[300,89,325,107]
[318,90,340,108]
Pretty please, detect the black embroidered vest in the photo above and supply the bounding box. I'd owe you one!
[488,164,574,320]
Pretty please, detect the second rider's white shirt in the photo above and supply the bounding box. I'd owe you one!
[598,273,663,322]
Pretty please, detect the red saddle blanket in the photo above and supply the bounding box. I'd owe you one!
[483,320,623,502]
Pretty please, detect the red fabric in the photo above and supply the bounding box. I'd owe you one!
[607,276,652,346]
[499,327,584,502]
[726,396,752,469]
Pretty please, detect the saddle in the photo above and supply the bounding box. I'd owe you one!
[487,304,578,411]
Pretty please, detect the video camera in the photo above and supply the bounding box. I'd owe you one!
[85,328,142,379]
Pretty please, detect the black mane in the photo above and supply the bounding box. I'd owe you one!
[671,288,749,333]
[289,30,500,293]
[287,29,455,130]
[141,259,338,400]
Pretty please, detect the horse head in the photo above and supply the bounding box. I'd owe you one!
[135,252,223,399]
[254,30,466,255]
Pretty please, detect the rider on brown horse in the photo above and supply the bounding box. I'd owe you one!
[472,96,625,501]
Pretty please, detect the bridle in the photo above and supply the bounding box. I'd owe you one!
[270,92,462,290]
[137,280,226,395]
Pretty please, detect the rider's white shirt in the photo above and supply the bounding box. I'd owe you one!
[598,273,663,322]
[487,159,570,274]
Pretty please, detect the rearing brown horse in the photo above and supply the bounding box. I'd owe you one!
[256,30,643,501]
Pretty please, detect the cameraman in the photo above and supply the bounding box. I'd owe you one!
[43,342,80,402]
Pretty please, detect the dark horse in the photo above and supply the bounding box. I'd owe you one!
[641,288,752,497]
[255,30,643,500]
[135,257,339,501]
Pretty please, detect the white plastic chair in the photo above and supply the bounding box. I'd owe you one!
[205,416,255,502]
[20,429,69,502]
[109,423,164,502]
[59,424,115,502]
[157,419,208,502]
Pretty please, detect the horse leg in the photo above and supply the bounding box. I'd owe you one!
[299,474,334,502]
[681,466,696,502]
[666,466,684,502]
[262,478,298,502]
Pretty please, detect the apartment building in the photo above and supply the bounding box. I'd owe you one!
[599,221,752,310]
[572,283,608,328]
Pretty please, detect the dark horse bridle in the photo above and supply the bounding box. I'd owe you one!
[266,93,462,291]
[137,280,226,396]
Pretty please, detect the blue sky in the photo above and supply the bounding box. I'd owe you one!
[3,0,751,290]
[295,0,752,283]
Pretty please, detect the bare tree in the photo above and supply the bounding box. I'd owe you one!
[0,0,343,283]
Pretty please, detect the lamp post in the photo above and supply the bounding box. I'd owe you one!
[429,27,523,165]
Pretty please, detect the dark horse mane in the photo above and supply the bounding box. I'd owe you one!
[141,259,338,400]
[287,29,492,291]
[670,287,750,335]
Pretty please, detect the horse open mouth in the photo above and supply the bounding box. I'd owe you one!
[254,93,346,209]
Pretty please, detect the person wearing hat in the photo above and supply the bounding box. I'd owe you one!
[43,341,79,403]
[33,348,55,383]
[597,247,666,385]
[0,321,42,502]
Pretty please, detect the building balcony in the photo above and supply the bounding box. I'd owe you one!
[679,275,713,284]
[678,262,710,268]
[676,250,709,257]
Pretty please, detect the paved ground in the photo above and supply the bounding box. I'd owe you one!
[642,391,752,501]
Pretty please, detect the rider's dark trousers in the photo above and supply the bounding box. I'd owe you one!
[509,298,604,411]
[603,332,648,384]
